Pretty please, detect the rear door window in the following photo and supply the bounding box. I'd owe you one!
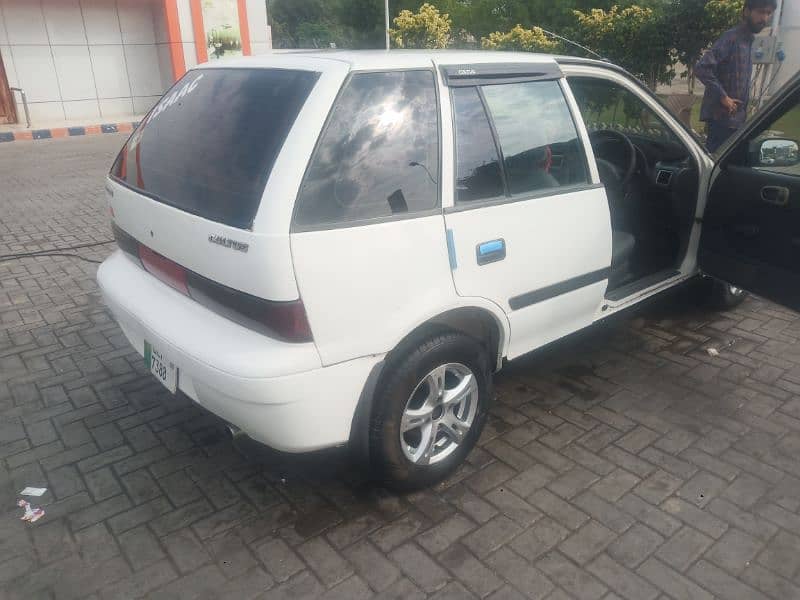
[480,80,589,196]
[111,68,319,229]
[293,70,440,229]
[452,87,506,203]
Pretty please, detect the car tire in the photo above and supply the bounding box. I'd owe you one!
[704,278,747,310]
[370,332,492,492]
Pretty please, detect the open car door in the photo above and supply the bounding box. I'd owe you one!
[699,71,800,310]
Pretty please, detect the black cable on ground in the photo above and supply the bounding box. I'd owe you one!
[0,252,104,264]
[0,239,115,263]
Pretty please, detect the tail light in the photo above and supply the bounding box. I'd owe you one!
[113,224,312,343]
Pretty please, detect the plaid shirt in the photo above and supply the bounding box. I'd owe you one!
[695,24,754,128]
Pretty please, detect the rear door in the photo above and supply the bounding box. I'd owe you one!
[699,72,800,309]
[107,60,344,304]
[439,63,612,359]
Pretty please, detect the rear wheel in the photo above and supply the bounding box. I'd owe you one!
[703,278,747,310]
[370,332,491,491]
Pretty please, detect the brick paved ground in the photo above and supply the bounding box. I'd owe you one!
[3,135,800,599]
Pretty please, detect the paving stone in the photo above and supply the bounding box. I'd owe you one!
[535,551,607,600]
[373,577,426,600]
[615,426,660,454]
[118,525,166,571]
[465,461,517,494]
[632,470,682,505]
[206,532,259,579]
[558,521,617,565]
[84,466,122,502]
[706,498,778,542]
[74,522,120,564]
[389,542,450,593]
[344,539,402,592]
[69,493,132,531]
[661,497,728,539]
[157,470,202,506]
[98,561,179,600]
[587,553,659,600]
[705,529,762,578]
[254,537,305,583]
[320,574,372,600]
[755,530,800,579]
[438,544,504,599]
[654,526,714,572]
[688,559,768,600]
[462,515,522,558]
[590,469,640,502]
[428,580,479,600]
[298,535,354,588]
[148,563,227,600]
[417,513,476,555]
[529,489,589,531]
[162,528,212,574]
[572,491,634,534]
[738,562,800,599]
[505,464,557,498]
[485,546,554,599]
[547,466,600,500]
[47,464,86,499]
[606,523,664,569]
[676,470,727,508]
[636,557,713,600]
[510,518,569,562]
[484,487,542,526]
[370,513,428,553]
[120,469,160,504]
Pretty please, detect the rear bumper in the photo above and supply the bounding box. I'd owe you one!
[97,250,382,452]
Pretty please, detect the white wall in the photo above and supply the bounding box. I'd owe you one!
[247,0,271,55]
[771,0,799,95]
[0,0,170,124]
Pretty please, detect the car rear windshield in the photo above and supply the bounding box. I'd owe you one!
[111,68,319,229]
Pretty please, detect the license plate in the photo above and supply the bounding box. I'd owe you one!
[144,341,178,394]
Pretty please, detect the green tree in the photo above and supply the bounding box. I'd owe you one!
[481,25,560,53]
[390,3,452,48]
[573,5,676,89]
[668,0,745,93]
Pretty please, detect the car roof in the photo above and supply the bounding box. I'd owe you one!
[196,49,562,72]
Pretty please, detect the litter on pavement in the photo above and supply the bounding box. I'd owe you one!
[19,487,47,497]
[17,499,45,523]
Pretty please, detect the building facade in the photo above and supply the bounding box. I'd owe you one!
[0,0,271,126]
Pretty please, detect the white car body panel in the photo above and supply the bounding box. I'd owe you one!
[98,251,380,451]
[444,186,612,359]
[98,50,719,454]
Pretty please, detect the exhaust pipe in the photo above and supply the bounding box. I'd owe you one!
[225,423,247,440]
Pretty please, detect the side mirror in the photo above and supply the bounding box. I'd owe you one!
[755,138,800,168]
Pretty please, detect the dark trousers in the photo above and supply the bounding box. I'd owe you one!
[706,120,737,153]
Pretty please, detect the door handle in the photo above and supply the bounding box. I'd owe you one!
[761,186,790,207]
[476,239,506,266]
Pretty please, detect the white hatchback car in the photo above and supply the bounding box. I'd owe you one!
[98,50,800,490]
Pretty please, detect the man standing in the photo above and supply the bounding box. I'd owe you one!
[695,0,777,152]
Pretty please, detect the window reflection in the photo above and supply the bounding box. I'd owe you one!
[295,71,439,227]
[453,87,505,203]
[481,81,588,196]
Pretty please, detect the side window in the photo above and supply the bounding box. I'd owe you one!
[569,77,680,146]
[747,98,800,177]
[294,70,439,228]
[481,80,589,196]
[452,87,505,203]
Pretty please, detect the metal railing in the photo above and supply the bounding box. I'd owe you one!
[9,87,31,129]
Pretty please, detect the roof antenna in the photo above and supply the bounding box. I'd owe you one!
[537,27,607,62]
